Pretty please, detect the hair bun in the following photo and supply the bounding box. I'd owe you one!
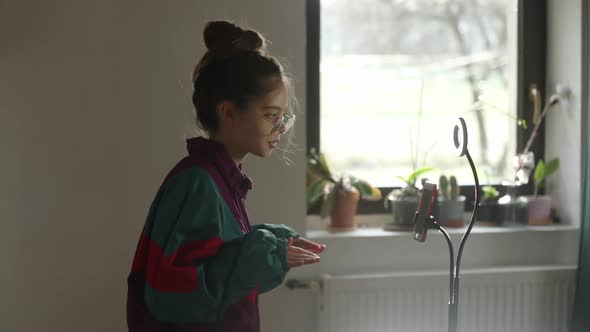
[193,21,267,82]
[234,30,264,52]
[203,21,265,53]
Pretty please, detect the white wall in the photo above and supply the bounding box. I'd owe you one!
[0,1,306,331]
[0,1,583,332]
[546,0,582,227]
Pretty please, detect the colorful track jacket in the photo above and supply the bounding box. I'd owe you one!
[127,136,299,331]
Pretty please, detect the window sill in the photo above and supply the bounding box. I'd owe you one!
[288,214,580,278]
[305,213,579,240]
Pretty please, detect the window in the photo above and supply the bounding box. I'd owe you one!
[306,0,546,214]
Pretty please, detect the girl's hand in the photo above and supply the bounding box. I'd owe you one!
[291,237,326,254]
[287,238,321,268]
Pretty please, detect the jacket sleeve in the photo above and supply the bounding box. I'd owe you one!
[142,167,290,324]
[250,223,300,240]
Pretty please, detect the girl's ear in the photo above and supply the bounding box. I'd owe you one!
[216,101,237,126]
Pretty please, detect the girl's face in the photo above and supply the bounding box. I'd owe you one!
[233,82,289,159]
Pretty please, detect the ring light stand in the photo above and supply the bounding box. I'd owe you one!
[412,117,480,332]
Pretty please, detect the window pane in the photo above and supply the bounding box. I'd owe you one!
[320,0,516,187]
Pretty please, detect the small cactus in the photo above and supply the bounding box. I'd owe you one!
[438,175,449,200]
[438,175,460,200]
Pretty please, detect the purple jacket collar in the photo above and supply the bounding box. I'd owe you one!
[186,136,253,198]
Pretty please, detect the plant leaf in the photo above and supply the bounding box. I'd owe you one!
[349,176,381,200]
[307,149,333,181]
[351,177,367,196]
[306,163,326,182]
[481,185,499,200]
[354,179,382,200]
[319,188,336,219]
[306,179,329,209]
[306,165,321,185]
[407,167,435,186]
[545,158,560,177]
[396,175,409,184]
[533,159,545,187]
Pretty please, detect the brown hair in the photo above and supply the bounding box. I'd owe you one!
[192,21,294,133]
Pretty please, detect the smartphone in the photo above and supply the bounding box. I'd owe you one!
[413,182,438,242]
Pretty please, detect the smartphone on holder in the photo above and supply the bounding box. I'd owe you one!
[413,182,438,242]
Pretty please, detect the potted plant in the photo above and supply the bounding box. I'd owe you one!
[433,175,466,227]
[513,85,568,185]
[476,185,500,226]
[523,158,559,225]
[491,85,567,226]
[384,167,434,231]
[306,148,382,231]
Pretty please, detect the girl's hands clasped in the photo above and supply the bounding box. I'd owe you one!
[286,237,326,268]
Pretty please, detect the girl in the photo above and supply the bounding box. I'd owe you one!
[126,20,326,332]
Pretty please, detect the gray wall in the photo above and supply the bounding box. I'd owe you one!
[0,1,582,332]
[0,1,306,331]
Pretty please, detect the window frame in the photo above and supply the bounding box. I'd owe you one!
[306,0,547,215]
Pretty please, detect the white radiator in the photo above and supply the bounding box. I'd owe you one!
[317,266,576,332]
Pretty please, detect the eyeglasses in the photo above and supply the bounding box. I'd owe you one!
[261,113,296,135]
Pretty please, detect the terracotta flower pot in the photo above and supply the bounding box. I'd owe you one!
[329,188,360,232]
